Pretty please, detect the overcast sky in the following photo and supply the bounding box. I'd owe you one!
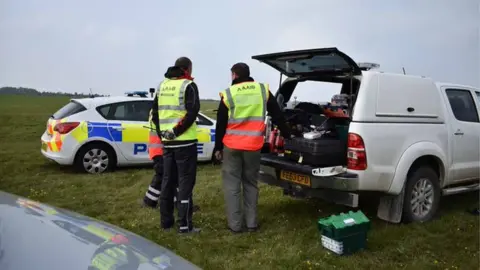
[0,0,478,101]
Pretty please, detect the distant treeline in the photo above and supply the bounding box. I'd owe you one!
[0,87,106,98]
[0,86,220,102]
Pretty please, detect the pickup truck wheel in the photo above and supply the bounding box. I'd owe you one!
[403,166,441,223]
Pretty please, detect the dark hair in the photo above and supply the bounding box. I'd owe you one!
[231,62,250,78]
[174,57,192,70]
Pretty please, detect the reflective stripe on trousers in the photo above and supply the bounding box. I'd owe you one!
[145,185,161,202]
[179,200,190,231]
[145,187,179,202]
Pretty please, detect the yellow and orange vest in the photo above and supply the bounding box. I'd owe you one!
[219,82,269,151]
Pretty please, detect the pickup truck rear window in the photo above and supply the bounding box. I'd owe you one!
[52,101,86,120]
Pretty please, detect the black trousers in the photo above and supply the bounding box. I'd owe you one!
[160,144,197,231]
[143,156,179,208]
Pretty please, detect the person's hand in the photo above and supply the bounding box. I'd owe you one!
[161,129,176,140]
[214,150,223,162]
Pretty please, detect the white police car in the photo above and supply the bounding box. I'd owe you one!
[41,91,216,173]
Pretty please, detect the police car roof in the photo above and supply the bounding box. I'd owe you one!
[72,95,154,109]
[70,95,215,122]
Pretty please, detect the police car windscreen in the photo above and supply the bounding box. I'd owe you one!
[52,101,87,119]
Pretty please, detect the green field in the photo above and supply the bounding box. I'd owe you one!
[0,95,478,270]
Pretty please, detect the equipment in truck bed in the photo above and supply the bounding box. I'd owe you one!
[281,108,350,167]
[284,137,346,167]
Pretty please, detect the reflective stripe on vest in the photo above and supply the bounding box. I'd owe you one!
[157,79,197,141]
[220,82,269,151]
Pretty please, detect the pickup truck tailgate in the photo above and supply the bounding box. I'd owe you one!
[259,154,359,191]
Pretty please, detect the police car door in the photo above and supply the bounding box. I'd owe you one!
[106,100,151,162]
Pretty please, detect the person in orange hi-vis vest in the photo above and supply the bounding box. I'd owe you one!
[141,109,200,213]
[141,109,168,208]
[213,63,291,233]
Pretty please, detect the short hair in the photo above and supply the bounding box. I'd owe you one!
[174,57,192,69]
[231,62,250,78]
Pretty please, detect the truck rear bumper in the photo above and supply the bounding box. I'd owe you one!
[259,154,360,207]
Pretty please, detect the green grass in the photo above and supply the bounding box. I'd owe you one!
[0,95,478,270]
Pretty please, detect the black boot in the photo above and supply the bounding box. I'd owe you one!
[139,198,157,209]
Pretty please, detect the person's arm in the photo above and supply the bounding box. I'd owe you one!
[151,93,161,136]
[266,90,291,138]
[214,98,228,152]
[172,83,200,136]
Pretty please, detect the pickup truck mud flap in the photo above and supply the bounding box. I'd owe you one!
[259,154,360,208]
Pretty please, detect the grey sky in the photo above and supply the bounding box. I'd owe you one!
[1,0,478,101]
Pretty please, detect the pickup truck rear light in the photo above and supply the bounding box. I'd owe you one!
[54,122,80,134]
[347,133,367,170]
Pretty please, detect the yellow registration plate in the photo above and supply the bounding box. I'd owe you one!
[41,142,48,151]
[280,170,311,186]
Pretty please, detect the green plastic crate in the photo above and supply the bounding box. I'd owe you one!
[317,210,370,255]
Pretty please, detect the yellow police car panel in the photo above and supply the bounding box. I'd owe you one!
[40,92,217,174]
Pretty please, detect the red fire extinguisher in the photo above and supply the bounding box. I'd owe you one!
[275,133,285,153]
[269,127,278,153]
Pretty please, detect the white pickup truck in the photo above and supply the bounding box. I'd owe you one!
[253,47,480,223]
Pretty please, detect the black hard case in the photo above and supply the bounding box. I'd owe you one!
[283,137,347,167]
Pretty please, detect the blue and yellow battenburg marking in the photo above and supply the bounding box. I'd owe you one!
[84,122,139,142]
[72,122,216,154]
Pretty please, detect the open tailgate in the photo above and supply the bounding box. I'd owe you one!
[251,47,362,77]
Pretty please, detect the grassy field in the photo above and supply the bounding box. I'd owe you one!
[0,94,478,270]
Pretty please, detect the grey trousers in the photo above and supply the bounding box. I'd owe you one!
[222,146,261,230]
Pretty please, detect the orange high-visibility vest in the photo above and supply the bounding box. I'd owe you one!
[219,82,269,151]
[148,111,163,159]
[148,131,163,159]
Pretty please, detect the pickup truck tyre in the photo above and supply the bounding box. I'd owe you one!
[402,166,441,223]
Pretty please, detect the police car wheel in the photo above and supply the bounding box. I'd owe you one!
[75,143,115,174]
